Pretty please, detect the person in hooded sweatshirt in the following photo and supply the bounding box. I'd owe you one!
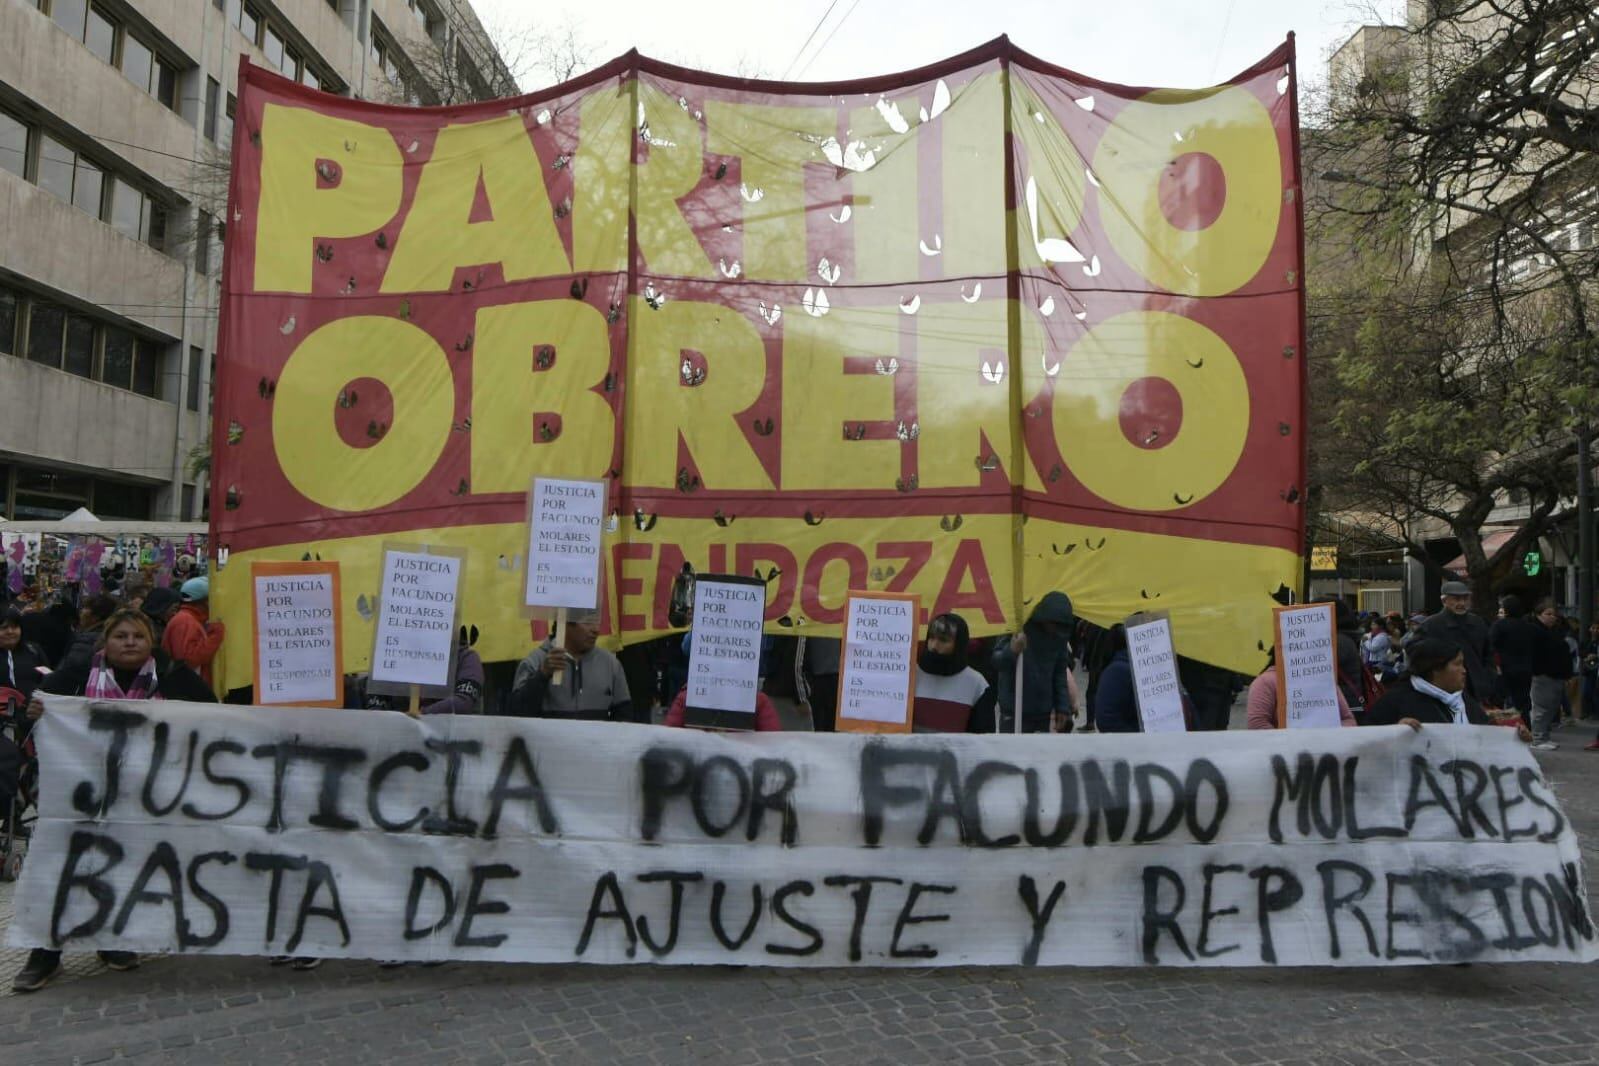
[990,591,1075,733]
[911,613,997,733]
[56,594,117,676]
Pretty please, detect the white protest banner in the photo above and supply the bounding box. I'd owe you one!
[837,592,918,734]
[12,698,1597,968]
[524,478,606,611]
[251,561,342,707]
[369,546,463,695]
[1126,615,1187,733]
[1273,604,1342,729]
[683,574,766,729]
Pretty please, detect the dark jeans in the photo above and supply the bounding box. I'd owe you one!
[807,673,839,732]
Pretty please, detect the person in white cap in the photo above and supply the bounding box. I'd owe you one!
[161,576,226,688]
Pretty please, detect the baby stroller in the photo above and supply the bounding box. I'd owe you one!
[0,686,36,882]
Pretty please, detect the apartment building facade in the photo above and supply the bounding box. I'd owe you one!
[0,0,514,521]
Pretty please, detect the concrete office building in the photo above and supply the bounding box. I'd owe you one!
[0,0,515,521]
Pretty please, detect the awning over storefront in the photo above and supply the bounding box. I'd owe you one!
[1443,528,1519,574]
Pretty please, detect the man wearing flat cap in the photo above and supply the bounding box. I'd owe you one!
[1418,581,1501,708]
[510,609,632,721]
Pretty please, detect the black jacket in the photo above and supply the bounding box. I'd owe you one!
[1532,624,1574,680]
[1419,610,1498,704]
[38,651,217,703]
[56,630,99,676]
[0,643,49,700]
[1491,616,1544,677]
[1366,675,1490,727]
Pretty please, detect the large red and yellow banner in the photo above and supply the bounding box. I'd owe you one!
[213,37,1306,686]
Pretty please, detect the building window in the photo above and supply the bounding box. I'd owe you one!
[36,134,75,203]
[120,34,152,92]
[204,78,220,142]
[132,338,160,397]
[181,483,196,520]
[0,287,18,356]
[187,345,203,411]
[155,60,177,110]
[238,3,260,45]
[94,479,152,521]
[25,302,64,368]
[84,4,115,63]
[70,156,103,216]
[109,176,142,240]
[262,25,285,71]
[13,467,91,520]
[50,0,88,37]
[196,210,213,275]
[0,110,27,179]
[102,324,134,387]
[63,313,95,378]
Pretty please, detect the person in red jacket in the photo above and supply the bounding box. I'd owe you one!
[161,576,225,687]
[664,686,782,731]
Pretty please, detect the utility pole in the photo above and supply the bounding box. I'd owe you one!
[1580,426,1594,634]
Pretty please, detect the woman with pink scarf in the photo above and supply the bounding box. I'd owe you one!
[12,608,214,994]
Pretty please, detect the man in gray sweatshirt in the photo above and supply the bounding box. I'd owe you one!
[511,611,632,721]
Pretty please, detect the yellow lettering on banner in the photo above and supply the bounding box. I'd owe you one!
[849,94,922,285]
[382,115,570,292]
[1092,85,1281,296]
[629,299,773,490]
[1052,310,1248,512]
[781,305,898,490]
[939,72,1007,277]
[273,317,453,510]
[255,105,402,293]
[635,82,714,278]
[472,300,616,491]
[915,299,1014,488]
[704,102,834,282]
[572,83,630,274]
[1010,76,1088,272]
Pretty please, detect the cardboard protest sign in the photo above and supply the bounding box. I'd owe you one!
[524,478,607,612]
[15,697,1597,968]
[250,560,342,707]
[368,545,464,698]
[1125,614,1187,733]
[683,574,767,730]
[836,592,919,734]
[1273,603,1342,729]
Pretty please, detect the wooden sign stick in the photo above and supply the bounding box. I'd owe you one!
[550,607,568,686]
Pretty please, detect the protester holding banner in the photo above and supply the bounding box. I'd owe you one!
[12,607,215,993]
[161,577,226,688]
[991,592,1075,733]
[0,606,48,703]
[911,613,996,733]
[1246,651,1355,729]
[1364,638,1524,736]
[511,611,631,721]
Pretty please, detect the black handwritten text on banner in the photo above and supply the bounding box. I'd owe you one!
[10,698,1595,967]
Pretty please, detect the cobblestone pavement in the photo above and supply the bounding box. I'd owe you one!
[3,709,1599,1065]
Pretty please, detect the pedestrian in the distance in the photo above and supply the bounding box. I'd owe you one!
[1490,595,1540,719]
[1528,599,1573,751]
[1418,581,1500,709]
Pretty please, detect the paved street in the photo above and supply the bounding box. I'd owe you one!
[3,708,1599,1065]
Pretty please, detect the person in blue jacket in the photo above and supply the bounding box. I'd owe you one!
[1092,625,1141,733]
